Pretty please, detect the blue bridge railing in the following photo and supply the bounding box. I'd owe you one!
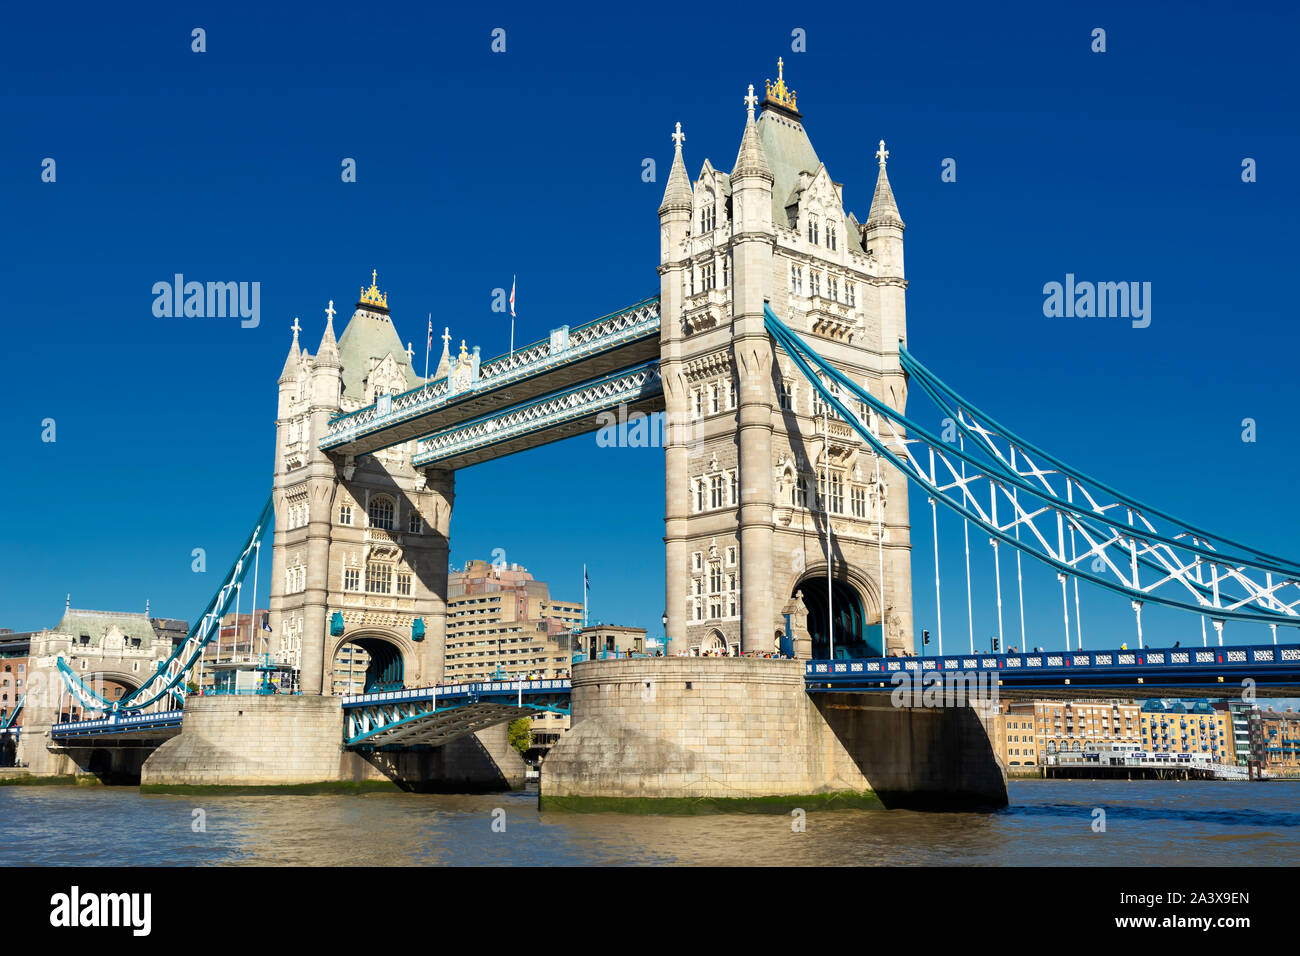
[806,643,1300,691]
[51,711,184,740]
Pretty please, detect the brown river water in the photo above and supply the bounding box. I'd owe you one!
[2,780,1297,866]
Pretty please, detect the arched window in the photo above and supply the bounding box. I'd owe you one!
[827,221,837,251]
[808,216,819,244]
[369,496,395,531]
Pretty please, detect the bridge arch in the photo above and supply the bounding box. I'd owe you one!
[327,629,416,694]
[794,566,882,660]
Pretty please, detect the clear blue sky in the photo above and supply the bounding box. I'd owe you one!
[2,1,1297,656]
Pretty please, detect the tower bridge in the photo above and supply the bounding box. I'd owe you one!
[26,62,1300,807]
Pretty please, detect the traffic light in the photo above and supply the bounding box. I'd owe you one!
[923,629,931,646]
[992,636,1000,652]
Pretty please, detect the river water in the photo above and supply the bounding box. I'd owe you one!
[2,780,1297,866]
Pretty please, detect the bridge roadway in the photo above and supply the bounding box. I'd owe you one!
[806,642,1300,699]
[44,644,1300,749]
[319,297,660,459]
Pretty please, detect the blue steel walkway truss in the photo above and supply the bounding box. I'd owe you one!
[342,680,571,749]
[807,643,1300,699]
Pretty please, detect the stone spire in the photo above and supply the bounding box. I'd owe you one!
[434,326,452,379]
[279,317,302,383]
[866,139,904,228]
[658,122,692,215]
[316,299,341,367]
[731,89,772,182]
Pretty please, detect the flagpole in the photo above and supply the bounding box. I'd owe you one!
[583,563,588,629]
[510,275,516,357]
[424,313,431,381]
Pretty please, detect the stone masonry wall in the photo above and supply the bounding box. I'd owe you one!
[141,695,526,789]
[542,658,839,799]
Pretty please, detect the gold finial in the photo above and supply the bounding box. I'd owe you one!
[359,269,388,309]
[459,339,469,360]
[764,57,798,112]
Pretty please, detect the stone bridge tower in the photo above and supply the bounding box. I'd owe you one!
[659,62,914,658]
[269,275,452,695]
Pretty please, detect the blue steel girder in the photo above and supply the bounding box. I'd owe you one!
[55,497,274,716]
[805,643,1300,699]
[320,297,661,458]
[765,306,1300,627]
[342,681,572,749]
[411,361,663,469]
[50,711,184,743]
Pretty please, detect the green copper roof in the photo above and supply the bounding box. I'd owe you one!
[756,107,863,252]
[336,306,423,400]
[54,610,158,647]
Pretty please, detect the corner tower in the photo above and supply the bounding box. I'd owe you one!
[659,62,914,658]
[269,273,452,695]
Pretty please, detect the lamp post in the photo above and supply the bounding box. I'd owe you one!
[661,612,668,657]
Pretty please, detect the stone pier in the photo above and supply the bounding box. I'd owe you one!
[140,695,525,791]
[540,658,1006,810]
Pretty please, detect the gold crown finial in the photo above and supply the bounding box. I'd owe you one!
[764,58,798,112]
[359,269,388,309]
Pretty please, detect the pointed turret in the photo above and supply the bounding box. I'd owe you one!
[658,122,693,216]
[316,299,341,367]
[866,140,904,229]
[730,84,774,237]
[279,317,302,383]
[434,326,452,379]
[731,86,772,183]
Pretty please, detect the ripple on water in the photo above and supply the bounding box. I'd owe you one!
[1,781,1297,866]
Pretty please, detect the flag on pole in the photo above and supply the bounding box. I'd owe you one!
[424,313,433,380]
[509,275,516,317]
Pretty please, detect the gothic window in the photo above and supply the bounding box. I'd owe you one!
[796,475,810,509]
[779,382,793,410]
[344,568,360,591]
[701,199,715,233]
[339,503,353,526]
[808,216,819,245]
[846,282,856,307]
[722,255,729,287]
[726,546,737,567]
[692,551,703,572]
[702,262,716,291]
[366,562,393,594]
[407,512,423,534]
[710,475,724,509]
[694,387,704,420]
[851,486,867,518]
[727,574,738,617]
[810,272,821,297]
[827,222,838,251]
[694,479,705,513]
[728,470,738,506]
[790,264,802,294]
[710,384,720,414]
[369,496,395,531]
[397,572,412,596]
[819,469,845,514]
[726,379,736,410]
[828,276,838,301]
